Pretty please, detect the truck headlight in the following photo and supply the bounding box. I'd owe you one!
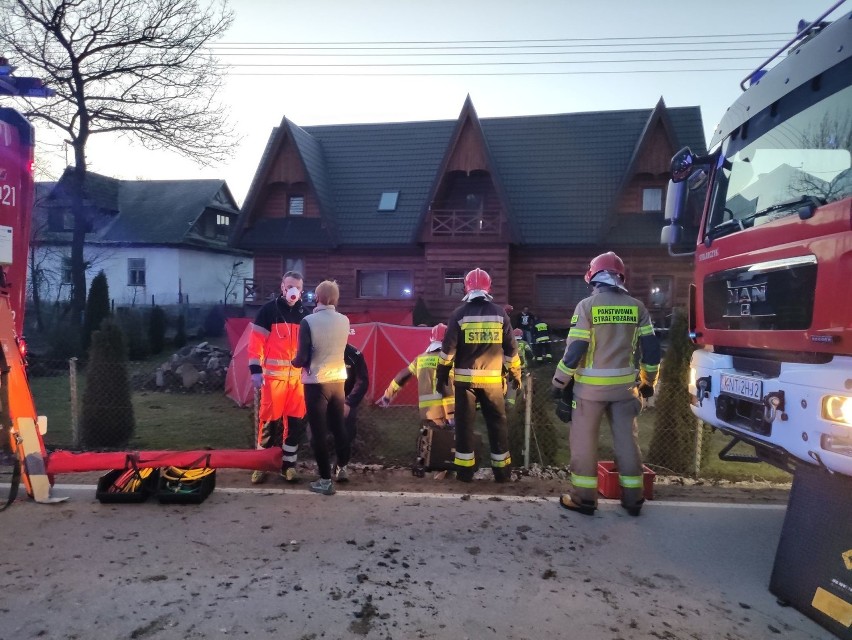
[822,395,852,427]
[688,366,697,389]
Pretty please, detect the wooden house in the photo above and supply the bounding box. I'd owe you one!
[232,97,704,330]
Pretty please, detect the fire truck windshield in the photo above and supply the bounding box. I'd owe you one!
[705,82,852,240]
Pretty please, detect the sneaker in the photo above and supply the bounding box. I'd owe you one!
[250,470,267,485]
[309,478,335,495]
[281,467,299,483]
[333,465,349,482]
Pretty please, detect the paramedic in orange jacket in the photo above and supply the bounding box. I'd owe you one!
[248,270,309,484]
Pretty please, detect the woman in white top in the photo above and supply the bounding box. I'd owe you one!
[292,280,350,495]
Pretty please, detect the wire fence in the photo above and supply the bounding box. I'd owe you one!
[25,343,790,483]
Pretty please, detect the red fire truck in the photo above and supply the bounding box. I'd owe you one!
[0,63,54,507]
[662,5,851,636]
[662,4,852,479]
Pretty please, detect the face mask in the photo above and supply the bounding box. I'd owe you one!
[284,286,301,304]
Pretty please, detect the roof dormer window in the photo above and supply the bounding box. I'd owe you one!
[289,195,304,216]
[378,191,399,212]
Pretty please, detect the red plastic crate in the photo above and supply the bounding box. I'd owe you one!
[597,461,655,500]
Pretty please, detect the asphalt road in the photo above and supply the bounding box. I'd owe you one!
[0,484,833,640]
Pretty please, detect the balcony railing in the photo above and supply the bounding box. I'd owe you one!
[430,208,501,236]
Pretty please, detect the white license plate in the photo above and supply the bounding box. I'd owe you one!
[720,373,763,401]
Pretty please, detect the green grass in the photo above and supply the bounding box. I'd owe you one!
[27,355,793,482]
[30,372,255,451]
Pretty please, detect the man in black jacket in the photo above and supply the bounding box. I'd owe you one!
[342,343,370,452]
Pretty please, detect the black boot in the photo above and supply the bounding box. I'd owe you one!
[559,494,596,516]
[622,498,645,517]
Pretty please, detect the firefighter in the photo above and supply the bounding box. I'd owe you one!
[533,318,552,363]
[248,270,309,484]
[436,268,522,483]
[551,252,660,516]
[376,323,455,428]
[513,328,533,371]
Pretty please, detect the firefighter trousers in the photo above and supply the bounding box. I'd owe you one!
[453,385,511,481]
[569,395,644,508]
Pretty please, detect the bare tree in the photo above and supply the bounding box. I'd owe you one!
[220,259,246,305]
[0,0,236,327]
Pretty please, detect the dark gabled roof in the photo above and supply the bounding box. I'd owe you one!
[49,167,119,212]
[299,119,455,247]
[237,102,706,249]
[105,179,234,243]
[35,171,240,246]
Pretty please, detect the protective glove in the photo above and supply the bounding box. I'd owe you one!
[375,395,391,408]
[638,383,654,399]
[251,373,263,389]
[551,385,563,401]
[555,399,573,423]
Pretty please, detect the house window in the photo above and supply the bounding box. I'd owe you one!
[642,187,663,212]
[63,212,75,230]
[216,214,230,226]
[61,257,72,285]
[127,258,146,286]
[288,196,304,216]
[378,191,399,212]
[443,270,465,297]
[535,275,588,310]
[649,275,673,309]
[285,258,304,276]
[358,270,412,299]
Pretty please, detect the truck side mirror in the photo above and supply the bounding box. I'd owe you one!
[664,179,687,223]
[660,224,683,245]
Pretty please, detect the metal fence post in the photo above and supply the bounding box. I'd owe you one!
[69,357,79,448]
[693,420,703,478]
[523,373,532,468]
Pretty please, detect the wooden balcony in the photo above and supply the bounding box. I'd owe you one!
[430,208,501,237]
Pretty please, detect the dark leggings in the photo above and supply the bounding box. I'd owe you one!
[304,382,349,480]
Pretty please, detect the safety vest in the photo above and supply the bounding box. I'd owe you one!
[534,321,550,344]
[248,297,307,380]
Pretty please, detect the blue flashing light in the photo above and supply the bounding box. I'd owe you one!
[748,69,768,87]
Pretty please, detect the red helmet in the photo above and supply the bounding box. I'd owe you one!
[464,268,492,294]
[430,323,447,343]
[512,328,523,338]
[585,251,626,284]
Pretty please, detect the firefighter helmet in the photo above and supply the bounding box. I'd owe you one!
[512,328,523,338]
[585,252,626,284]
[464,268,492,294]
[430,323,447,343]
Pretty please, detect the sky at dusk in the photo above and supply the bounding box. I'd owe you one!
[27,0,840,205]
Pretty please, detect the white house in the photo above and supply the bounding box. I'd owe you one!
[31,170,252,308]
